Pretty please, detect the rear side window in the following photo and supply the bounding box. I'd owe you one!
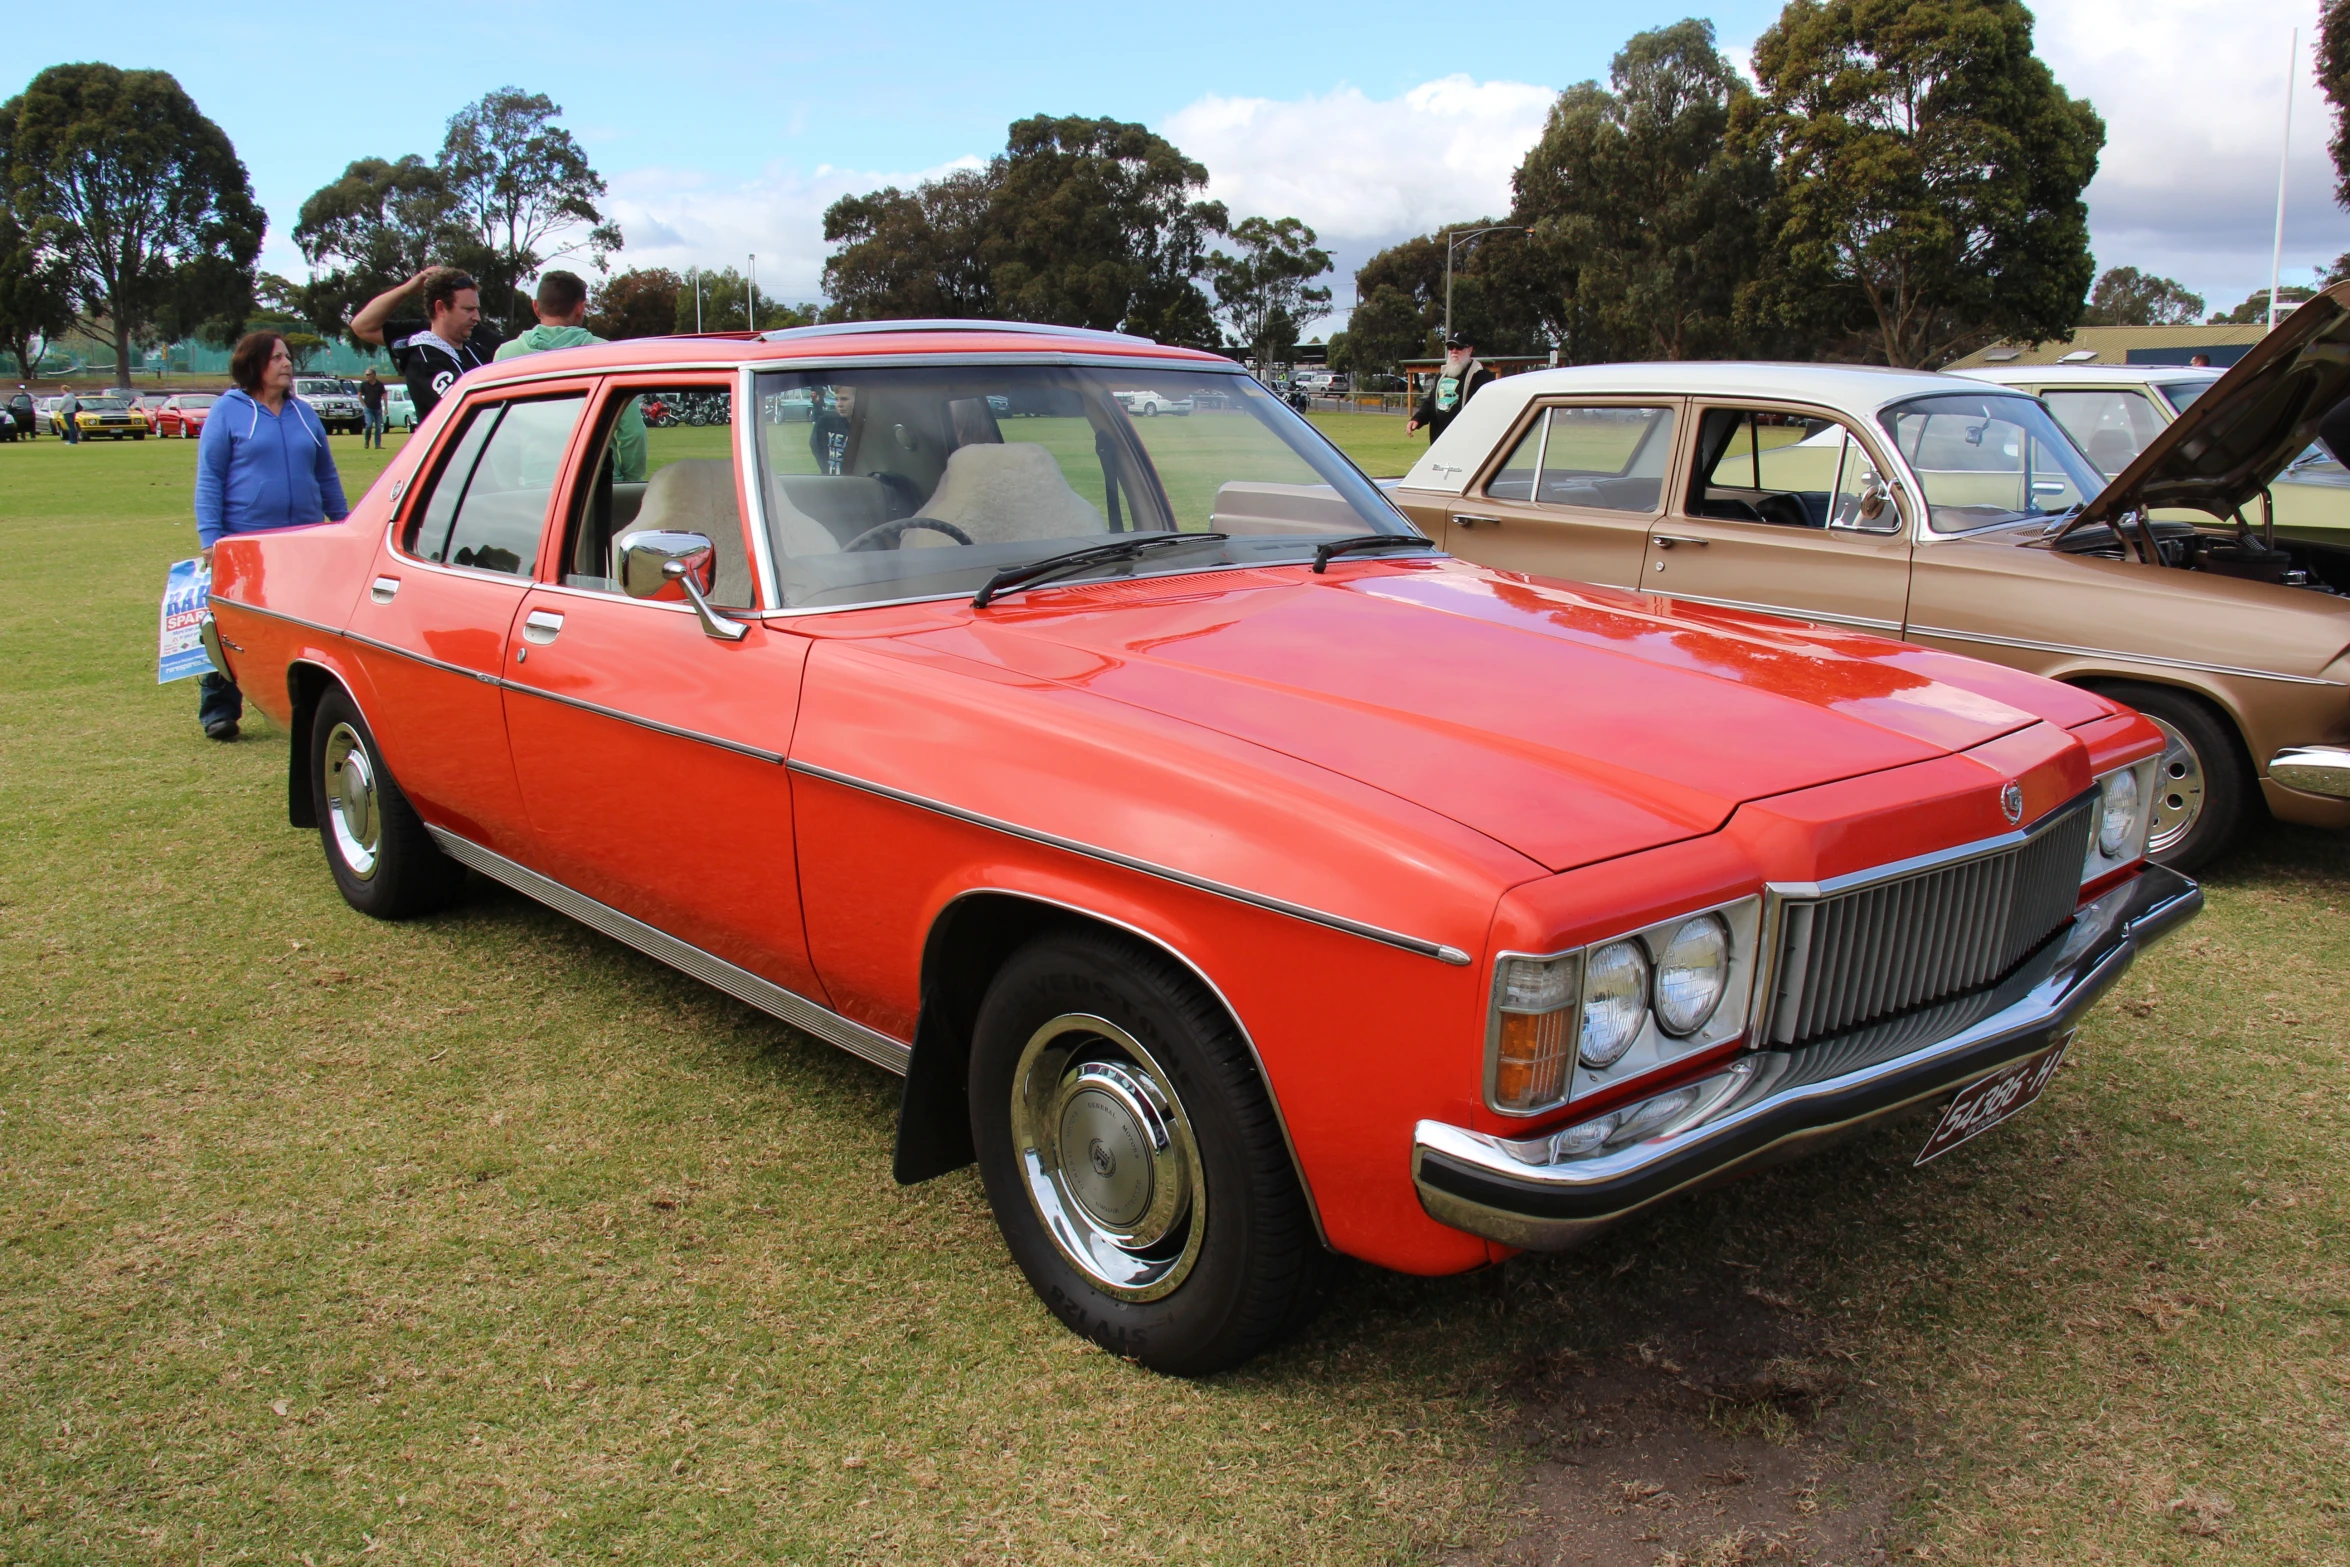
[1488,405,1677,511]
[2040,388,2167,476]
[401,394,586,575]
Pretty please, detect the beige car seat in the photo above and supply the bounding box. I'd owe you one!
[919,442,1105,543]
[626,459,755,608]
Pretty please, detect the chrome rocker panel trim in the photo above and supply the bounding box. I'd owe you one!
[426,827,912,1075]
[2269,744,2350,800]
[1906,624,2345,688]
[1411,863,2201,1250]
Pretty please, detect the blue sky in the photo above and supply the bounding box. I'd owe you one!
[6,0,2345,326]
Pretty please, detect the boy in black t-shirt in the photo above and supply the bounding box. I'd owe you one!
[350,267,502,420]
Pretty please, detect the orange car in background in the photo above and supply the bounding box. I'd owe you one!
[202,321,2196,1372]
[155,393,218,438]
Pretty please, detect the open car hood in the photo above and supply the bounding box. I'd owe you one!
[2062,280,2350,539]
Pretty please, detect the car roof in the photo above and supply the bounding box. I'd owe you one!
[456,319,1237,394]
[1396,360,1972,495]
[1958,364,2224,388]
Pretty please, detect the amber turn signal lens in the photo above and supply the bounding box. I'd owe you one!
[1494,1007,1571,1112]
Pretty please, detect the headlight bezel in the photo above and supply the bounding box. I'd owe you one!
[1483,895,1761,1117]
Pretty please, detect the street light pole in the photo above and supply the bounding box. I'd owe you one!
[2269,28,2298,330]
[748,254,757,333]
[1443,225,1524,346]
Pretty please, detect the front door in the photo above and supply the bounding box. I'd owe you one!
[500,377,824,999]
[1437,400,1682,589]
[1641,405,1914,637]
[351,384,593,854]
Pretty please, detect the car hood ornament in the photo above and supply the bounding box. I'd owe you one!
[2001,782,2024,825]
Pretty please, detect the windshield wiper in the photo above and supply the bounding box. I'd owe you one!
[972,532,1229,609]
[1310,532,1436,573]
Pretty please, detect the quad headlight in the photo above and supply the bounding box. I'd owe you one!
[2082,756,2159,885]
[1485,897,1760,1116]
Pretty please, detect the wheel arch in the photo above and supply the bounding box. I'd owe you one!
[2059,670,2258,776]
[285,660,337,828]
[892,887,1328,1247]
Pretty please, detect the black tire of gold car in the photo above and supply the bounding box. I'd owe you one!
[968,930,1330,1375]
[309,685,468,919]
[2090,680,2253,874]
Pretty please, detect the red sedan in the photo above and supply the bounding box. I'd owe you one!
[202,323,2198,1372]
[156,392,218,438]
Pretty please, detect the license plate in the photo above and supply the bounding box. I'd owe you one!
[1915,1033,2072,1165]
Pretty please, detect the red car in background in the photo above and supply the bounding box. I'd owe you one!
[200,321,2199,1373]
[156,393,218,438]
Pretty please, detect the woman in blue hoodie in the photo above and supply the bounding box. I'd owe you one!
[192,333,350,741]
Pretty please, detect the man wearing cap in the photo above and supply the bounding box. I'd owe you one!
[1407,335,1496,443]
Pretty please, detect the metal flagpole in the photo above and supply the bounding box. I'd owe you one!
[748,254,757,332]
[694,269,703,333]
[2270,27,2298,330]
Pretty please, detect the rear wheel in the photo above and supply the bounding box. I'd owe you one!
[969,930,1327,1375]
[2092,681,2251,873]
[309,686,467,918]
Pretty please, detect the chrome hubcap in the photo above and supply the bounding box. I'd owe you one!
[1011,1014,1203,1301]
[322,721,382,879]
[2144,715,2205,854]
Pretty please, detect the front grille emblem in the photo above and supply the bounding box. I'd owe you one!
[2000,783,2024,824]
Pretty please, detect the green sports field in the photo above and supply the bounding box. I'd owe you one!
[2,431,2344,1564]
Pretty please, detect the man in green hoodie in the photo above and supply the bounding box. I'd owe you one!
[495,271,647,481]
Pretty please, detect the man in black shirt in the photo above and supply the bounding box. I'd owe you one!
[350,267,502,420]
[1407,334,1497,443]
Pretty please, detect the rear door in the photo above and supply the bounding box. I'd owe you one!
[352,383,592,855]
[1640,404,1914,637]
[1438,399,1682,588]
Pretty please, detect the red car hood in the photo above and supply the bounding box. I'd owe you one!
[907,560,2055,873]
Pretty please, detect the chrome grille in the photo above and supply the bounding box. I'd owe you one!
[1764,795,2091,1049]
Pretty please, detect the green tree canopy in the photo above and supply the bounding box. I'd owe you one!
[1209,216,1333,370]
[2211,284,2316,324]
[295,155,474,344]
[2320,0,2350,278]
[670,267,813,334]
[1329,284,1432,376]
[0,198,75,379]
[0,63,261,387]
[1351,224,1553,361]
[439,88,622,329]
[822,115,1233,343]
[1741,0,2103,366]
[588,267,683,339]
[2079,265,2204,326]
[1514,19,1777,361]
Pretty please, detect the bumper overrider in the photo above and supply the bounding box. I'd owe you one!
[1413,864,2201,1250]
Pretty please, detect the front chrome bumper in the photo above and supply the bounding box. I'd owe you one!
[2270,745,2350,801]
[1412,864,2201,1251]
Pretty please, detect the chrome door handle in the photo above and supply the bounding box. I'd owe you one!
[1453,514,1501,529]
[1650,534,1710,548]
[369,576,400,603]
[522,609,565,644]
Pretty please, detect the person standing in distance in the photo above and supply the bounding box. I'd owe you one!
[350,266,501,421]
[1406,334,1496,443]
[358,366,386,449]
[495,271,646,481]
[193,333,350,741]
[58,387,79,444]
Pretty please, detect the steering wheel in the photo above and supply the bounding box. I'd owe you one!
[841,517,976,553]
[1755,492,1813,529]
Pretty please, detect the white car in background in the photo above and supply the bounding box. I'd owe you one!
[1113,389,1192,417]
[293,376,366,435]
[382,384,416,432]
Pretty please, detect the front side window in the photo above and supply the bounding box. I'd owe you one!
[400,394,586,575]
[2155,380,2215,413]
[2040,388,2167,475]
[753,365,1413,609]
[1687,409,1853,528]
[560,384,755,608]
[1878,392,2104,533]
[1487,405,1676,511]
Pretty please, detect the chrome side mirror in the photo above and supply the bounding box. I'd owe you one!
[1834,478,1904,534]
[616,529,748,641]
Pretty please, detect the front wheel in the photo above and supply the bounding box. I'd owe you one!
[969,930,1327,1375]
[309,685,467,918]
[2093,681,2252,873]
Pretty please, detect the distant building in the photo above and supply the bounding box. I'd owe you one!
[1946,323,2270,372]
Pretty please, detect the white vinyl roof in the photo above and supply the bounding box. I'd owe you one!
[1395,361,1968,495]
[1955,364,2226,389]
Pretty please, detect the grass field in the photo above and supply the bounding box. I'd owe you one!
[2,433,2345,1565]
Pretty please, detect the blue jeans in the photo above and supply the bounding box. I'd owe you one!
[199,671,243,733]
[61,417,77,444]
[363,408,384,447]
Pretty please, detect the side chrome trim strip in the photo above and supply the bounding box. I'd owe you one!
[216,594,786,761]
[1655,588,1902,634]
[426,827,911,1074]
[500,680,787,763]
[1908,624,2344,687]
[791,760,1475,966]
[935,887,1329,1247]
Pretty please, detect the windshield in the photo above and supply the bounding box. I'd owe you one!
[180,394,218,408]
[753,364,1414,609]
[81,397,129,411]
[296,380,341,397]
[1878,392,2105,533]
